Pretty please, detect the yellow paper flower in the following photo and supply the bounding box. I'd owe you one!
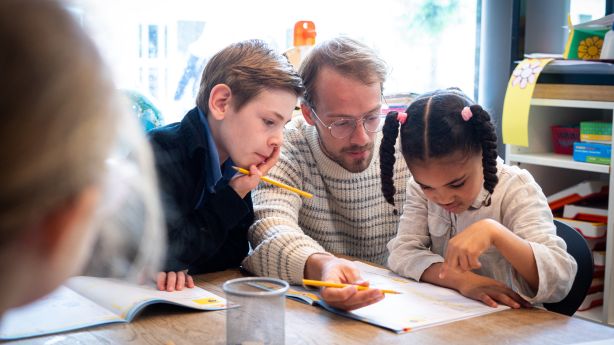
[578,36,603,60]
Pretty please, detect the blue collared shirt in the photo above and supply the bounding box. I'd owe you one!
[148,106,252,272]
[195,107,236,208]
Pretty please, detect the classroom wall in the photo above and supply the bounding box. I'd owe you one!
[478,0,570,159]
[525,0,570,54]
[477,0,514,159]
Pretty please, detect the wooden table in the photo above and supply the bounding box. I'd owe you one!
[6,269,614,345]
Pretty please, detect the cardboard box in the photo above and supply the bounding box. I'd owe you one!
[573,142,611,165]
[564,14,613,60]
[580,121,612,143]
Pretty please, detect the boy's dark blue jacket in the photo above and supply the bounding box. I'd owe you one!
[148,107,252,274]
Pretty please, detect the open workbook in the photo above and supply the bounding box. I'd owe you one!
[287,262,509,333]
[0,276,229,340]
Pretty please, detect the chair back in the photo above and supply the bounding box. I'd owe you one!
[543,219,594,316]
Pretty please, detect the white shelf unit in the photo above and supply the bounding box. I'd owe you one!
[505,97,614,326]
[576,305,604,324]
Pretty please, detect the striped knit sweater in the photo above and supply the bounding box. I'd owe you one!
[242,116,410,284]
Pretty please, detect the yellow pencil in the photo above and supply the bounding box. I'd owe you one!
[232,166,313,199]
[302,279,401,294]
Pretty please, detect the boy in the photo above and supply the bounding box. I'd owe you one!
[149,39,304,291]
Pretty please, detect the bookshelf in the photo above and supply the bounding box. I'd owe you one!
[505,83,614,326]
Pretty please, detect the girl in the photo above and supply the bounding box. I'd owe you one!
[379,88,576,308]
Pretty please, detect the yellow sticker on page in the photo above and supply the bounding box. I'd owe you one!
[391,277,410,284]
[193,297,222,305]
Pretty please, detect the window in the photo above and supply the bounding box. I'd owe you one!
[73,0,479,124]
[570,0,606,24]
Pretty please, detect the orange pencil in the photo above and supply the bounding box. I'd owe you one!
[302,279,401,294]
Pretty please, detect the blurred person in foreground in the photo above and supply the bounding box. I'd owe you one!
[0,0,164,316]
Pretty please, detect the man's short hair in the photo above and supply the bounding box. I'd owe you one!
[299,37,388,109]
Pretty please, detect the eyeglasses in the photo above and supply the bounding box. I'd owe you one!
[310,107,387,139]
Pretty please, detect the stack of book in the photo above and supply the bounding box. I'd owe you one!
[548,180,609,311]
[383,92,419,114]
[573,121,612,165]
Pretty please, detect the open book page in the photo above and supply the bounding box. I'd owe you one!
[287,262,509,333]
[0,276,229,340]
[67,276,228,321]
[0,286,120,340]
[350,262,509,332]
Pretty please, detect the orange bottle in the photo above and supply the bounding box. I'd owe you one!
[285,21,316,69]
[293,21,316,47]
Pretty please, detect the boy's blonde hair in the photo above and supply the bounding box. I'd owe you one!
[196,39,304,114]
[299,36,388,109]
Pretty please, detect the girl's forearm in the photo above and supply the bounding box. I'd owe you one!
[488,219,539,291]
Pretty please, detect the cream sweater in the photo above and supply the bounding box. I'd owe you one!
[242,117,410,284]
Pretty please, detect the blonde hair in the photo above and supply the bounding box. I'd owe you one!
[0,0,163,279]
[195,39,304,114]
[298,36,388,109]
[0,0,118,239]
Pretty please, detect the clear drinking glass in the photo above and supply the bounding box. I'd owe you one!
[222,277,289,345]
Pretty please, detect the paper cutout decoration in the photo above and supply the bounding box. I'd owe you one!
[564,15,611,60]
[502,58,554,146]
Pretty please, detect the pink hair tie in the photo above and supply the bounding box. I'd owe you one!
[397,112,407,125]
[461,106,473,121]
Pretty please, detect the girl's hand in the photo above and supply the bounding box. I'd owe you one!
[458,273,531,309]
[156,270,195,291]
[440,219,501,279]
[229,146,280,198]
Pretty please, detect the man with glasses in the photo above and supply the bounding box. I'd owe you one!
[243,37,410,310]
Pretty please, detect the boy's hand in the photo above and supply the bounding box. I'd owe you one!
[440,219,500,279]
[256,145,280,175]
[156,270,195,291]
[308,255,385,311]
[457,273,531,309]
[230,146,280,198]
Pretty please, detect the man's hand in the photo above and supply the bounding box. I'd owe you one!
[156,270,195,291]
[305,254,385,311]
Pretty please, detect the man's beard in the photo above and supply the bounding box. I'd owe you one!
[331,143,374,173]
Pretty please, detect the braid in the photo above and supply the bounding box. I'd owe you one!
[400,89,499,207]
[470,104,498,201]
[379,111,400,205]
